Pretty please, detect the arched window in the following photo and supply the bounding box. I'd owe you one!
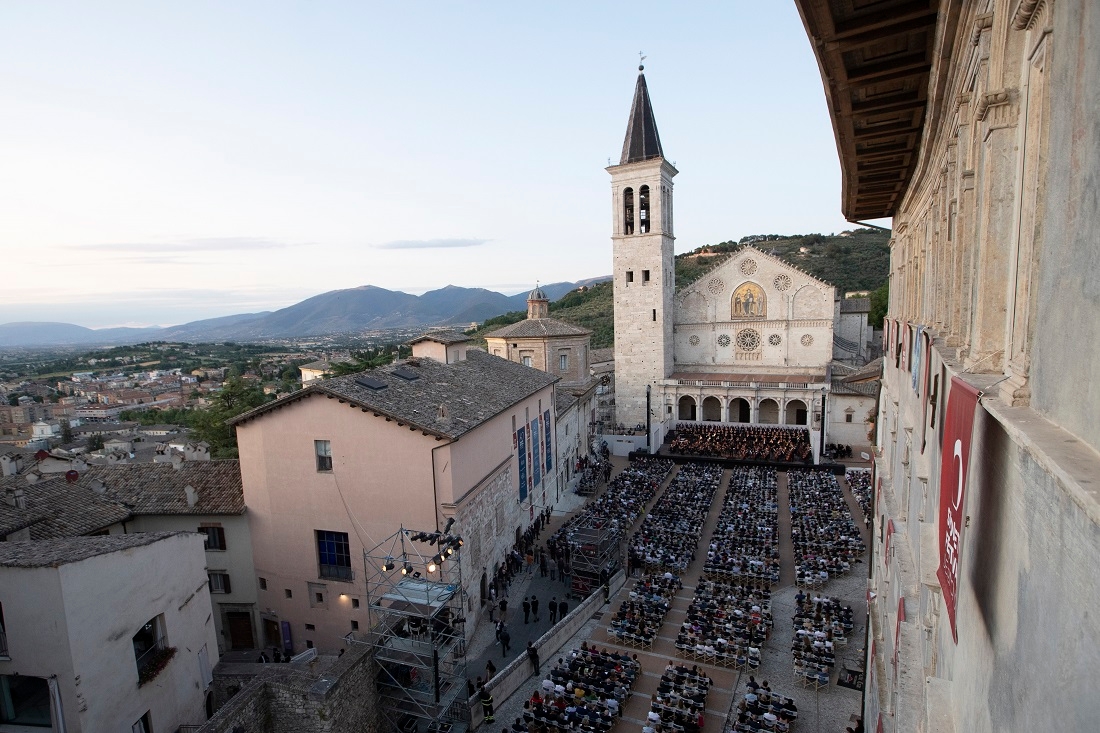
[785,399,808,425]
[639,185,650,233]
[758,399,779,424]
[728,398,751,423]
[677,396,697,421]
[623,188,635,235]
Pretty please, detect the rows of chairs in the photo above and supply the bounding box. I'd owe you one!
[646,662,712,733]
[846,469,872,525]
[610,573,680,648]
[676,577,772,669]
[788,470,865,588]
[631,463,722,574]
[730,686,798,733]
[703,467,780,585]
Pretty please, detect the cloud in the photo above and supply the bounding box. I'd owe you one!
[375,238,489,250]
[74,237,299,253]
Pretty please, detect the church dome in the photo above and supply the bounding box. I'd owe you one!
[527,284,548,301]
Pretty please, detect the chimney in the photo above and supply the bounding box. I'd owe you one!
[12,488,25,510]
[24,472,39,485]
[88,478,107,495]
[185,485,199,507]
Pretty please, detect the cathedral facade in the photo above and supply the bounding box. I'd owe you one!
[608,69,842,452]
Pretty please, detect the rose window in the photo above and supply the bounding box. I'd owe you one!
[736,329,761,351]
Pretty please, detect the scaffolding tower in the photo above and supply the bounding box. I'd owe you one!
[562,516,622,598]
[364,526,469,733]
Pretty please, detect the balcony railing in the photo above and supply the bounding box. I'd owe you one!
[135,636,177,686]
[320,563,354,581]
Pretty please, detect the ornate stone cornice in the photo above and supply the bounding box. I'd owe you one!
[1012,0,1049,31]
[972,12,994,45]
[976,89,1014,121]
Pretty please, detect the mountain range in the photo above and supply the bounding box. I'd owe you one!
[0,279,609,348]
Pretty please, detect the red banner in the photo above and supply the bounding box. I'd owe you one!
[937,376,981,643]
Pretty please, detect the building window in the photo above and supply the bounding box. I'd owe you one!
[315,440,332,472]
[0,675,49,725]
[559,354,568,372]
[132,711,153,733]
[643,269,651,282]
[259,577,267,590]
[133,615,171,683]
[285,589,293,599]
[351,620,360,631]
[352,598,360,609]
[315,592,324,604]
[305,623,316,631]
[316,530,353,581]
[199,525,226,551]
[522,356,532,367]
[306,640,314,649]
[0,602,7,658]
[638,185,650,233]
[626,270,634,283]
[652,309,657,322]
[623,187,635,235]
[845,413,854,423]
[208,573,232,594]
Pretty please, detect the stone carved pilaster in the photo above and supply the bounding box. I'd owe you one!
[977,89,1018,138]
[972,12,994,45]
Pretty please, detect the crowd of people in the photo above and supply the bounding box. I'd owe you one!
[628,463,722,573]
[730,678,798,733]
[788,470,866,587]
[703,467,780,585]
[823,443,855,459]
[790,590,854,689]
[845,469,872,525]
[668,424,813,464]
[518,645,640,733]
[610,572,681,648]
[547,457,674,596]
[676,575,773,669]
[643,661,713,733]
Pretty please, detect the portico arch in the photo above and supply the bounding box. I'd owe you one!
[701,396,722,421]
[728,397,751,423]
[758,398,779,424]
[786,399,808,425]
[678,396,697,421]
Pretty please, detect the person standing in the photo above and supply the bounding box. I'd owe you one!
[548,597,558,624]
[479,684,494,723]
[522,597,531,624]
[531,595,540,622]
[549,557,557,581]
[558,599,568,619]
[495,618,504,645]
[499,597,508,622]
[500,626,512,656]
[526,641,540,674]
[539,553,548,578]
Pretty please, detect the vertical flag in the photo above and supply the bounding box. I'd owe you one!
[543,409,553,471]
[517,427,528,501]
[531,418,541,487]
[937,377,981,643]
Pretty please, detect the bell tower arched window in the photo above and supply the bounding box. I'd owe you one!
[623,188,635,235]
[639,185,651,233]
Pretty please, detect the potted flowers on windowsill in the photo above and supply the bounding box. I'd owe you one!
[138,646,178,686]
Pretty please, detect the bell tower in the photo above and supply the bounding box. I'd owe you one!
[608,66,677,429]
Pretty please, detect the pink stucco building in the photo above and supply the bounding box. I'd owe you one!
[232,333,559,652]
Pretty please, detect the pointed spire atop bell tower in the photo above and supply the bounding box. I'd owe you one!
[620,63,664,165]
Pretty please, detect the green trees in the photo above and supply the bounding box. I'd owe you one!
[869,283,889,328]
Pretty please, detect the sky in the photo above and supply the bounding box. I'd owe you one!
[0,2,887,329]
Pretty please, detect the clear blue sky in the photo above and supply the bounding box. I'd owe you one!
[0,1,884,328]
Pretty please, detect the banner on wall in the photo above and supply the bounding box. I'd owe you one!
[526,423,533,493]
[543,410,553,472]
[517,427,528,501]
[912,325,923,392]
[920,330,933,453]
[531,418,541,487]
[937,376,981,643]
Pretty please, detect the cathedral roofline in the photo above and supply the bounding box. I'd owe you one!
[673,243,837,299]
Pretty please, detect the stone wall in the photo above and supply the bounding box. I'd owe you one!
[198,644,383,733]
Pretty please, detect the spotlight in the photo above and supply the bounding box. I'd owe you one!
[444,545,454,557]
[454,536,464,547]
[382,557,396,572]
[431,553,444,565]
[412,571,421,578]
[429,533,441,546]
[427,562,438,573]
[443,517,455,533]
[402,563,414,576]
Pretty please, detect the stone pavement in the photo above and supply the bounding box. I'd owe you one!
[476,464,871,733]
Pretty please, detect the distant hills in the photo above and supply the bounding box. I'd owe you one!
[0,280,605,348]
